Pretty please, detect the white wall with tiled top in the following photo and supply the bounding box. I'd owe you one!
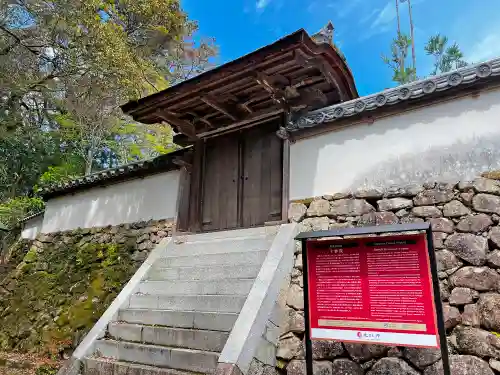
[41,170,180,233]
[21,215,44,239]
[290,88,500,199]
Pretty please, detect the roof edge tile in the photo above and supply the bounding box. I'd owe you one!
[287,58,500,131]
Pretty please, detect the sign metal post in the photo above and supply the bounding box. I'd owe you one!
[297,222,450,375]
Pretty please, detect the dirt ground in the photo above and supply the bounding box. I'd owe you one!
[0,351,61,375]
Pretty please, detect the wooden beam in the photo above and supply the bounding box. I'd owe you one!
[174,107,284,144]
[256,71,313,106]
[315,61,346,101]
[200,94,243,121]
[255,72,289,89]
[293,49,314,69]
[156,110,198,139]
[293,49,347,101]
[255,72,286,100]
[173,157,193,170]
[187,111,214,129]
[291,75,324,88]
[281,138,290,222]
[240,101,253,114]
[300,87,328,107]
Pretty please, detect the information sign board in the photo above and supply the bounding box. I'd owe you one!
[306,234,439,347]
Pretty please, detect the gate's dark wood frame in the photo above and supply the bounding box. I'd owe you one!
[177,119,286,233]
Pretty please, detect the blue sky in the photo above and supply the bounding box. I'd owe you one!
[182,0,500,96]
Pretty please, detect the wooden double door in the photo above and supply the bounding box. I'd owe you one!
[180,121,283,232]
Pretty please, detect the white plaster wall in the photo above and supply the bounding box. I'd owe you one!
[290,89,500,199]
[41,171,180,233]
[21,215,43,240]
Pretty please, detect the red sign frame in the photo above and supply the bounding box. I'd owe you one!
[306,233,439,348]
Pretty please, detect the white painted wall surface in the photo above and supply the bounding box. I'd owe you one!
[21,215,43,239]
[290,89,500,199]
[42,171,180,233]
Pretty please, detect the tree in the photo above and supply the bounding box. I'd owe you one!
[0,126,61,200]
[382,33,416,85]
[0,0,216,145]
[110,122,179,163]
[400,0,416,78]
[0,196,44,227]
[0,0,216,181]
[394,0,404,78]
[0,0,217,223]
[425,34,468,75]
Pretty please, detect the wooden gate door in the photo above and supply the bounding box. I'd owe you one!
[241,123,283,227]
[180,121,283,233]
[200,132,240,232]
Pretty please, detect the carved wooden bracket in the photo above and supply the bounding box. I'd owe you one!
[156,110,198,140]
[293,49,347,101]
[201,94,244,121]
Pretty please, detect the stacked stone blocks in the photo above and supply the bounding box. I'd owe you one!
[281,177,500,375]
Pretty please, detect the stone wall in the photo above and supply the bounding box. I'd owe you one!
[279,176,500,375]
[0,219,173,359]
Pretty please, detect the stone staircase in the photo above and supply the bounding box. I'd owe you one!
[83,226,279,375]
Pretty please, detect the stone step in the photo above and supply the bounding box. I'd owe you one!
[108,322,229,352]
[176,225,277,244]
[147,264,262,281]
[166,237,272,257]
[128,294,247,313]
[137,279,255,296]
[84,357,199,375]
[95,339,219,373]
[157,250,268,268]
[117,309,238,332]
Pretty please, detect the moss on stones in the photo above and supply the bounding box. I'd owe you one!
[0,220,173,358]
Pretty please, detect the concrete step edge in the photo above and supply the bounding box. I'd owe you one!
[136,279,254,296]
[155,253,268,268]
[174,226,277,243]
[95,339,219,372]
[139,278,256,283]
[149,264,262,270]
[109,322,232,334]
[107,322,229,352]
[116,308,238,331]
[146,265,262,281]
[146,275,259,282]
[96,338,221,355]
[118,308,239,316]
[159,249,268,260]
[132,293,249,298]
[127,294,247,313]
[84,356,207,375]
[172,235,269,245]
[138,279,255,287]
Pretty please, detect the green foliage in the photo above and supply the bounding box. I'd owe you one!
[36,364,59,375]
[0,0,216,204]
[2,239,31,268]
[383,32,469,85]
[0,128,61,201]
[0,197,44,227]
[381,33,417,85]
[425,34,468,75]
[0,236,137,354]
[110,121,180,162]
[38,156,85,187]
